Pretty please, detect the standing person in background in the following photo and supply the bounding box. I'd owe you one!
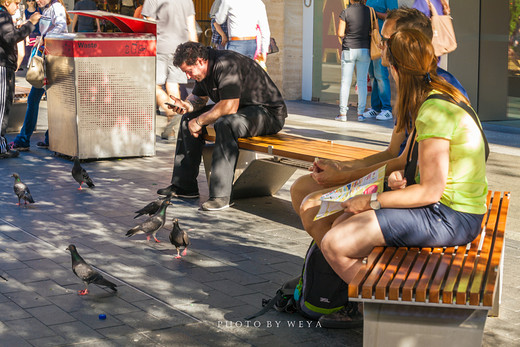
[213,0,270,60]
[9,0,70,152]
[209,0,227,50]
[363,0,397,121]
[0,0,41,158]
[413,0,450,18]
[71,0,100,33]
[22,0,41,68]
[141,0,198,142]
[118,0,134,17]
[336,0,371,122]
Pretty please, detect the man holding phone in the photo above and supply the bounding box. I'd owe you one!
[157,42,287,211]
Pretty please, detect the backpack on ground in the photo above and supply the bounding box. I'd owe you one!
[245,240,349,321]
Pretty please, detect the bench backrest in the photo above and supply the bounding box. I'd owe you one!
[349,190,509,309]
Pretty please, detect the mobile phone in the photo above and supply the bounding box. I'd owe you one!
[165,102,186,111]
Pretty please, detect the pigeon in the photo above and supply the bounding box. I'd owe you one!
[134,194,172,219]
[66,244,117,295]
[72,157,95,190]
[11,173,35,206]
[169,218,190,259]
[126,199,170,242]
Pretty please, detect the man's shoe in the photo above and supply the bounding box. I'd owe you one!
[9,141,29,151]
[201,197,234,211]
[157,184,199,198]
[0,149,20,159]
[357,115,366,122]
[318,302,363,329]
[362,108,379,118]
[376,110,393,121]
[36,141,49,149]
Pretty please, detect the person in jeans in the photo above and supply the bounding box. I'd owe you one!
[157,42,287,211]
[336,0,371,122]
[213,0,270,60]
[0,0,40,159]
[9,0,69,152]
[363,0,398,121]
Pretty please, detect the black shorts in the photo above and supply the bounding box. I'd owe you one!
[376,202,485,247]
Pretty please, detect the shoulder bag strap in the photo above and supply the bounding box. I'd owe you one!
[426,94,489,160]
[403,128,418,186]
[425,0,439,17]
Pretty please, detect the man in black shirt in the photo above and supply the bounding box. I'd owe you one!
[157,42,287,211]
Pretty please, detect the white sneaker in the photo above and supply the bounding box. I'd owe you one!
[335,115,347,122]
[362,109,378,118]
[357,115,366,122]
[376,110,393,121]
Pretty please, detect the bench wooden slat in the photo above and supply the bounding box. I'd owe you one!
[402,248,431,301]
[442,245,467,304]
[362,248,397,298]
[456,191,501,305]
[483,192,510,307]
[468,191,502,305]
[428,247,456,303]
[349,246,385,297]
[416,248,443,302]
[388,248,420,300]
[204,132,378,162]
[375,248,408,300]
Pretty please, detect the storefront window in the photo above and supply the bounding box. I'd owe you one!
[312,0,347,104]
[509,0,520,119]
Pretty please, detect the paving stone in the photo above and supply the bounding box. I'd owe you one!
[27,335,69,347]
[3,317,56,340]
[25,279,70,297]
[49,320,106,343]
[27,305,77,325]
[69,309,125,330]
[4,290,51,308]
[205,280,254,296]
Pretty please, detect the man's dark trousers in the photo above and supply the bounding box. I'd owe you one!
[170,105,285,198]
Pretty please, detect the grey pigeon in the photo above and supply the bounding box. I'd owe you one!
[169,218,190,259]
[11,173,35,205]
[126,199,170,242]
[66,244,117,295]
[72,157,95,190]
[134,194,172,219]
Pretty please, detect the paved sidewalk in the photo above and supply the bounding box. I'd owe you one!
[1,93,519,346]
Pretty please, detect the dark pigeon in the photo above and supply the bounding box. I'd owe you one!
[134,194,172,219]
[66,244,117,295]
[11,173,35,206]
[169,218,190,259]
[72,157,95,190]
[126,199,170,242]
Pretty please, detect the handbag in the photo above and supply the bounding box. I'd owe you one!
[25,40,45,89]
[267,37,279,54]
[369,7,382,60]
[426,0,457,56]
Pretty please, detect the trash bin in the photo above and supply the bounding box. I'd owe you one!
[44,11,156,159]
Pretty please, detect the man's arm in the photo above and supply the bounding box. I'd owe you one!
[71,14,78,33]
[188,98,240,138]
[213,22,227,47]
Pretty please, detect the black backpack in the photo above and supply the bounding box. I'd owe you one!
[246,241,349,321]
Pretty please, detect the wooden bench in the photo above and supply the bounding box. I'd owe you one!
[202,131,378,198]
[348,190,510,347]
